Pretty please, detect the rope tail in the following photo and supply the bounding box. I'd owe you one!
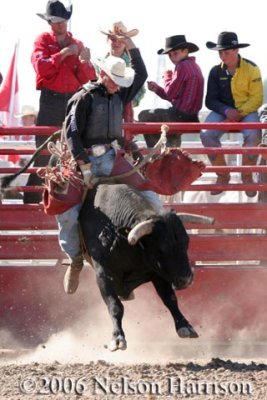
[0,130,61,189]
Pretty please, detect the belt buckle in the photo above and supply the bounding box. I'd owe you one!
[91,144,107,157]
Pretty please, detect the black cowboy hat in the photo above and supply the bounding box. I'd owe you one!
[158,35,199,55]
[206,32,250,50]
[37,0,73,23]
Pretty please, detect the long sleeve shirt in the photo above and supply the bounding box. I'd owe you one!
[64,48,148,163]
[205,56,263,116]
[31,31,96,93]
[155,56,204,115]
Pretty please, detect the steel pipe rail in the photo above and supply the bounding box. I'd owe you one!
[122,121,267,132]
[1,122,267,136]
[0,126,59,136]
[2,147,267,156]
[2,165,267,175]
[1,122,267,194]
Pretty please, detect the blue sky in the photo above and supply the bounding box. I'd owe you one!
[1,0,266,114]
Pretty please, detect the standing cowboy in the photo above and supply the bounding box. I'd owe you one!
[24,0,96,204]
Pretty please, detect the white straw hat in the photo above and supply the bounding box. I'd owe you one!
[95,56,135,87]
[15,105,37,118]
[100,21,139,39]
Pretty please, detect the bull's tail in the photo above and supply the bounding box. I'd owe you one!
[0,130,61,190]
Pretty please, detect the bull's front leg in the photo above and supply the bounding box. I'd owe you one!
[95,263,127,351]
[152,276,198,339]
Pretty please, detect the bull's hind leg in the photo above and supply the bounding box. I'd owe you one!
[152,277,198,338]
[95,264,127,351]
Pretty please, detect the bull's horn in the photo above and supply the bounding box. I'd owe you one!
[177,213,214,225]
[128,220,154,245]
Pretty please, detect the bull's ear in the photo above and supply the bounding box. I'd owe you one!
[177,213,214,225]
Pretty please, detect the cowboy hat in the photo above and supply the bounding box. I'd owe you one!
[95,56,135,87]
[206,32,250,50]
[158,35,199,55]
[37,0,72,23]
[15,105,37,118]
[100,21,139,39]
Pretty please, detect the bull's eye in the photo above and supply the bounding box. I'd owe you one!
[157,261,162,269]
[157,246,167,256]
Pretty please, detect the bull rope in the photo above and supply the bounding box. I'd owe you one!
[0,130,61,190]
[91,124,169,185]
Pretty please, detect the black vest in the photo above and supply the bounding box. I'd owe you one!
[84,88,123,147]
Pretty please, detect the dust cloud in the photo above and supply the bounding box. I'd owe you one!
[1,281,266,365]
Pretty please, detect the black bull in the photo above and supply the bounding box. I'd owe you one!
[0,136,213,351]
[80,183,212,351]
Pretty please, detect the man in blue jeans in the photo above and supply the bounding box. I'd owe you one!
[200,32,263,197]
[56,32,162,294]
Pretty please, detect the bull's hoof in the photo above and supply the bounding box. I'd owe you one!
[109,336,127,351]
[177,326,199,338]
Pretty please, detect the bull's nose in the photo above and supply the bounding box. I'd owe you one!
[172,272,193,290]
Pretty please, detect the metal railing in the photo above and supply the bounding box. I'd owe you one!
[1,122,267,194]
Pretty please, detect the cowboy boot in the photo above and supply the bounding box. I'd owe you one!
[241,154,258,198]
[63,255,84,294]
[210,154,230,195]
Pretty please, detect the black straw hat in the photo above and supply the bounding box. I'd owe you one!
[158,35,199,55]
[37,0,73,23]
[206,32,250,50]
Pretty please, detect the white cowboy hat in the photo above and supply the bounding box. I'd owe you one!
[100,21,139,39]
[95,56,135,87]
[15,105,37,118]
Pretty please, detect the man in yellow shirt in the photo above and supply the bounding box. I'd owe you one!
[200,32,263,197]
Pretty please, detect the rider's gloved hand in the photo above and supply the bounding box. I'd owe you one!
[79,163,95,188]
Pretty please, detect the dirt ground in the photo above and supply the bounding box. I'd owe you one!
[0,352,266,399]
[0,301,266,399]
[0,277,266,399]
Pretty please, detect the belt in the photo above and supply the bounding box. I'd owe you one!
[41,88,74,98]
[87,144,112,157]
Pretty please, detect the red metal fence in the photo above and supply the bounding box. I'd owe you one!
[1,121,267,265]
[2,122,267,193]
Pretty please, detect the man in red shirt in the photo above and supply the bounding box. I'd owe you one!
[139,35,204,148]
[24,0,96,203]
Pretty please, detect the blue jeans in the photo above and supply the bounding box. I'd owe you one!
[56,148,162,259]
[56,149,116,258]
[200,111,261,162]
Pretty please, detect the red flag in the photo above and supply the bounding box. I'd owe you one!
[0,43,20,127]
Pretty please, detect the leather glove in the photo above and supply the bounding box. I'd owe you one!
[79,163,95,188]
